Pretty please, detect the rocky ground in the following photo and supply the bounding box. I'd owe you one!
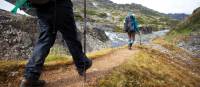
[178,33,200,58]
[0,9,111,60]
[0,10,37,60]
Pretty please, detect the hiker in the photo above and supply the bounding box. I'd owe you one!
[19,0,92,87]
[124,12,140,50]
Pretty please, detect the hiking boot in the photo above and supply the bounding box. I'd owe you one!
[128,46,132,50]
[20,79,46,87]
[128,44,132,50]
[76,58,92,76]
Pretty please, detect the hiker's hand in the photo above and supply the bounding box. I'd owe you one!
[19,0,31,11]
[19,5,28,11]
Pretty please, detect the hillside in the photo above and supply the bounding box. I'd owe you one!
[168,7,200,37]
[166,7,200,57]
[174,7,200,32]
[0,0,179,59]
[167,13,189,20]
[72,0,177,32]
[4,0,178,31]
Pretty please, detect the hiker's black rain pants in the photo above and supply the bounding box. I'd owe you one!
[24,0,86,80]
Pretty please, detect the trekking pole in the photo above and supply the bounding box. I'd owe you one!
[83,0,87,82]
[139,32,142,45]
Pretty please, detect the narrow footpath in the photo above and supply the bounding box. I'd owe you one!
[41,48,138,87]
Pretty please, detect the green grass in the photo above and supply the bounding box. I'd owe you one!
[97,12,108,18]
[165,28,193,43]
[98,45,200,87]
[74,13,84,21]
[114,25,123,32]
[166,7,200,43]
[83,9,98,16]
[0,61,20,83]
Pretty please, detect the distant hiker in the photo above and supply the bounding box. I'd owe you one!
[124,12,140,50]
[19,0,92,87]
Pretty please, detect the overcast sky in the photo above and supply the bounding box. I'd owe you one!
[0,0,199,14]
[110,0,200,14]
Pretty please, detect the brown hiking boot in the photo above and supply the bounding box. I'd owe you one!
[20,79,46,87]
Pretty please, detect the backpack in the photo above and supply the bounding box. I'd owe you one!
[124,15,135,32]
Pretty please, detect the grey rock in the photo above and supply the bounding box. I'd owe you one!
[0,9,112,60]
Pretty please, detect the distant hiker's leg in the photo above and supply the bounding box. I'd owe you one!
[128,32,132,40]
[132,32,136,44]
[24,18,57,81]
[128,32,132,50]
[57,3,92,75]
[130,33,134,47]
[128,40,132,50]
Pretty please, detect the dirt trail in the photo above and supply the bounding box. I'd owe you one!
[41,48,138,87]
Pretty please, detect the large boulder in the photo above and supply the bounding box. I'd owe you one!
[0,9,111,60]
[0,10,38,60]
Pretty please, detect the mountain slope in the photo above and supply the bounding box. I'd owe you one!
[176,7,200,32]
[0,9,111,60]
[72,0,177,32]
[168,7,200,34]
[167,13,189,20]
[166,7,200,57]
[5,0,177,31]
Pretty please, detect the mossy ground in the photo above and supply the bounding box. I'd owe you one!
[98,43,200,87]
